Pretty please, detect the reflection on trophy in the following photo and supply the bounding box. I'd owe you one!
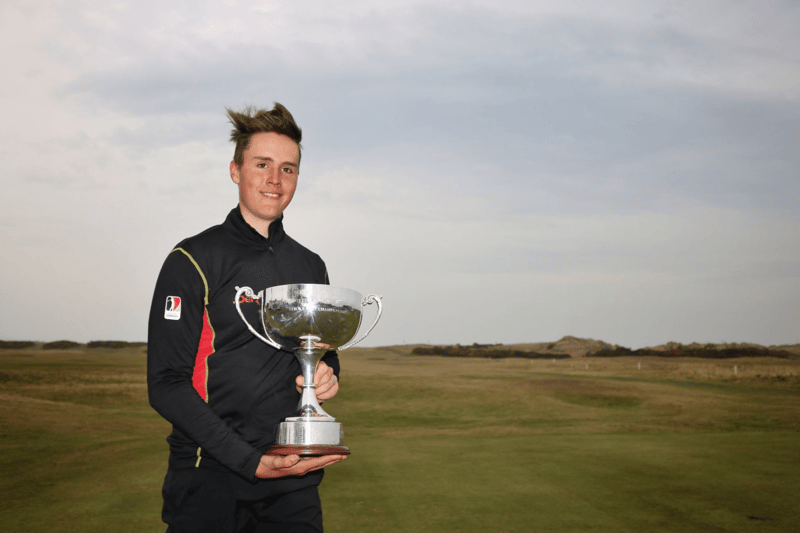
[235,284,382,456]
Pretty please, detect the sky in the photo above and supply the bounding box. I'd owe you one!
[1,0,798,349]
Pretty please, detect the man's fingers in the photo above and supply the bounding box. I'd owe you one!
[256,453,302,478]
[266,453,300,471]
[275,454,301,468]
[256,453,347,479]
[314,363,333,386]
[296,361,338,401]
[315,377,339,401]
[296,361,332,387]
[294,455,347,474]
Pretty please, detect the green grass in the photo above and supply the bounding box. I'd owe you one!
[0,349,167,532]
[323,432,799,532]
[1,348,799,532]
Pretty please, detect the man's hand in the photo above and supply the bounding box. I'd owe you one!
[296,360,339,402]
[255,453,347,479]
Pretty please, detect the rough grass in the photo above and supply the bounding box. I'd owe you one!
[1,346,799,532]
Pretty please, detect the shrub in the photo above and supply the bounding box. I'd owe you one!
[43,340,82,350]
[589,345,796,359]
[411,345,569,360]
[87,340,139,349]
[0,341,36,349]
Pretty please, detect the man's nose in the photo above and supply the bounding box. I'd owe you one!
[266,167,280,183]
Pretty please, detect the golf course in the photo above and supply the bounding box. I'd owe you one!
[1,341,799,532]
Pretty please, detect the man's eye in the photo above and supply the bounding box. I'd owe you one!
[282,167,294,174]
[256,163,267,168]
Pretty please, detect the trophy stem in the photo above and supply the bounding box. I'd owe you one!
[293,336,333,419]
[267,340,349,457]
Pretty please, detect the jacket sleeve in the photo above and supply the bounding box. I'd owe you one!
[147,248,262,480]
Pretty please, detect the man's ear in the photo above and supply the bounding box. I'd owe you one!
[230,160,241,185]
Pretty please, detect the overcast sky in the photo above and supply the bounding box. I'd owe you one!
[1,0,798,349]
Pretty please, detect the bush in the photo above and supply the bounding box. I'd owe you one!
[0,340,35,349]
[589,345,796,359]
[87,340,144,349]
[43,340,82,350]
[411,345,569,360]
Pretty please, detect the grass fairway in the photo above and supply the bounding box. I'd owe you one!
[2,346,799,532]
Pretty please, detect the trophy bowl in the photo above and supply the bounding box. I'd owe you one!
[235,283,382,456]
[261,284,366,352]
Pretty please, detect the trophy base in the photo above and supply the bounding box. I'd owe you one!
[265,444,351,456]
[268,418,349,456]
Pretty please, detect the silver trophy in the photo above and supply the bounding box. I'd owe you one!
[235,283,382,456]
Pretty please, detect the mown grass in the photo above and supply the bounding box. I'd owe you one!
[1,347,799,532]
[0,349,167,532]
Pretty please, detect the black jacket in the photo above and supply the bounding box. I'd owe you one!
[147,207,339,487]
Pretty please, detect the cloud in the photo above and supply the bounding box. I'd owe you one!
[1,0,798,348]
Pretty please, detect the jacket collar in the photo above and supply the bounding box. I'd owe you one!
[225,206,287,249]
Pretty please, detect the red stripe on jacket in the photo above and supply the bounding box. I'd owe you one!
[193,308,214,401]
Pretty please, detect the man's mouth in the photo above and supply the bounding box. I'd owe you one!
[261,192,280,199]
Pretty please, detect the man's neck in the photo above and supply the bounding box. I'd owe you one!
[238,206,279,238]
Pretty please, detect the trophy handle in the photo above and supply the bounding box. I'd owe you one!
[338,294,383,350]
[234,286,283,350]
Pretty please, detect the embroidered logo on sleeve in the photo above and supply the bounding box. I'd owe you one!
[165,296,182,320]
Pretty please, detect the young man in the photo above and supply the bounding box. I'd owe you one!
[148,103,346,532]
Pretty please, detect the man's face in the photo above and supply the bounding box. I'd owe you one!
[230,131,300,234]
